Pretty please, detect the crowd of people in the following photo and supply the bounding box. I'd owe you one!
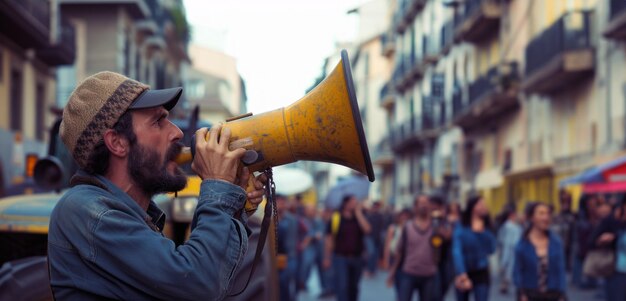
[276,189,626,301]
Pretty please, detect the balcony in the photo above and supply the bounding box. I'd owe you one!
[523,11,595,95]
[604,0,626,39]
[372,136,394,167]
[0,0,50,49]
[394,0,426,33]
[454,0,502,43]
[453,63,520,130]
[390,118,416,152]
[59,0,150,20]
[394,51,424,92]
[37,20,76,66]
[379,82,396,109]
[381,31,396,58]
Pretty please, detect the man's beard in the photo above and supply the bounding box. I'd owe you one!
[128,141,187,197]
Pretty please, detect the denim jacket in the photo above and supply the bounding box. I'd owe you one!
[48,171,249,300]
[513,231,566,293]
[452,225,496,275]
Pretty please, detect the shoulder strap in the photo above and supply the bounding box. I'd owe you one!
[228,168,276,297]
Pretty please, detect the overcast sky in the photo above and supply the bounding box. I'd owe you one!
[183,0,364,113]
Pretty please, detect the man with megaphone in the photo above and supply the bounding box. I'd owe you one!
[47,71,266,300]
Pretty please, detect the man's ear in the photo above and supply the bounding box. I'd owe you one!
[103,129,129,158]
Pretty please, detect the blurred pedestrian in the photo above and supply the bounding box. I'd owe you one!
[277,194,298,301]
[572,194,600,288]
[316,207,335,298]
[387,195,439,301]
[452,196,496,301]
[383,208,412,300]
[514,202,567,301]
[323,195,371,301]
[590,199,626,301]
[497,205,522,295]
[298,204,319,292]
[431,195,454,301]
[365,201,386,277]
[550,191,575,271]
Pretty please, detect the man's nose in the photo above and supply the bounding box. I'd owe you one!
[170,122,184,141]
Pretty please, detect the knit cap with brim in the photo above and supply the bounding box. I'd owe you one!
[60,71,150,169]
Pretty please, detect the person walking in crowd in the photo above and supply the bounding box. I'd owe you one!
[324,195,371,301]
[497,205,522,295]
[365,201,386,277]
[513,202,567,301]
[387,195,439,301]
[431,195,455,301]
[590,199,626,301]
[383,208,412,300]
[452,196,496,301]
[298,203,320,292]
[277,194,299,301]
[551,191,576,271]
[572,194,599,288]
[316,207,335,298]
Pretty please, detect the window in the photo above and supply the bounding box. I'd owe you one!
[186,79,206,99]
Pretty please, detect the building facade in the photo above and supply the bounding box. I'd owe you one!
[369,0,626,213]
[186,44,247,123]
[0,0,76,189]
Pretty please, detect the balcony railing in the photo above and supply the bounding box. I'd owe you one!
[453,0,501,43]
[38,19,76,66]
[525,11,593,76]
[0,0,51,49]
[454,63,520,129]
[468,65,500,104]
[524,10,594,93]
[604,0,626,39]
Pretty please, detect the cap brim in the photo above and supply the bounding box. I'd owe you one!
[129,87,182,111]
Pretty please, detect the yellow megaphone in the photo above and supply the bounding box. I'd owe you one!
[176,49,374,182]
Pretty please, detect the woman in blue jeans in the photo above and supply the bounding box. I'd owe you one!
[452,196,496,301]
[591,200,626,301]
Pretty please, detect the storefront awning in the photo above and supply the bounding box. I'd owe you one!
[559,155,626,192]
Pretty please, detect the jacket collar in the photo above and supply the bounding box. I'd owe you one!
[70,170,166,233]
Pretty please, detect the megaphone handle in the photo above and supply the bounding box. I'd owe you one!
[244,176,259,213]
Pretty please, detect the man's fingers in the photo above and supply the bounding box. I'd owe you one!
[195,127,209,147]
[218,126,232,151]
[247,189,265,200]
[229,147,247,160]
[208,124,221,148]
[256,174,268,185]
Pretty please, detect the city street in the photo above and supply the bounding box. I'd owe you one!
[298,263,600,301]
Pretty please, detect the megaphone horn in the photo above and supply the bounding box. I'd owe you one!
[176,49,375,182]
